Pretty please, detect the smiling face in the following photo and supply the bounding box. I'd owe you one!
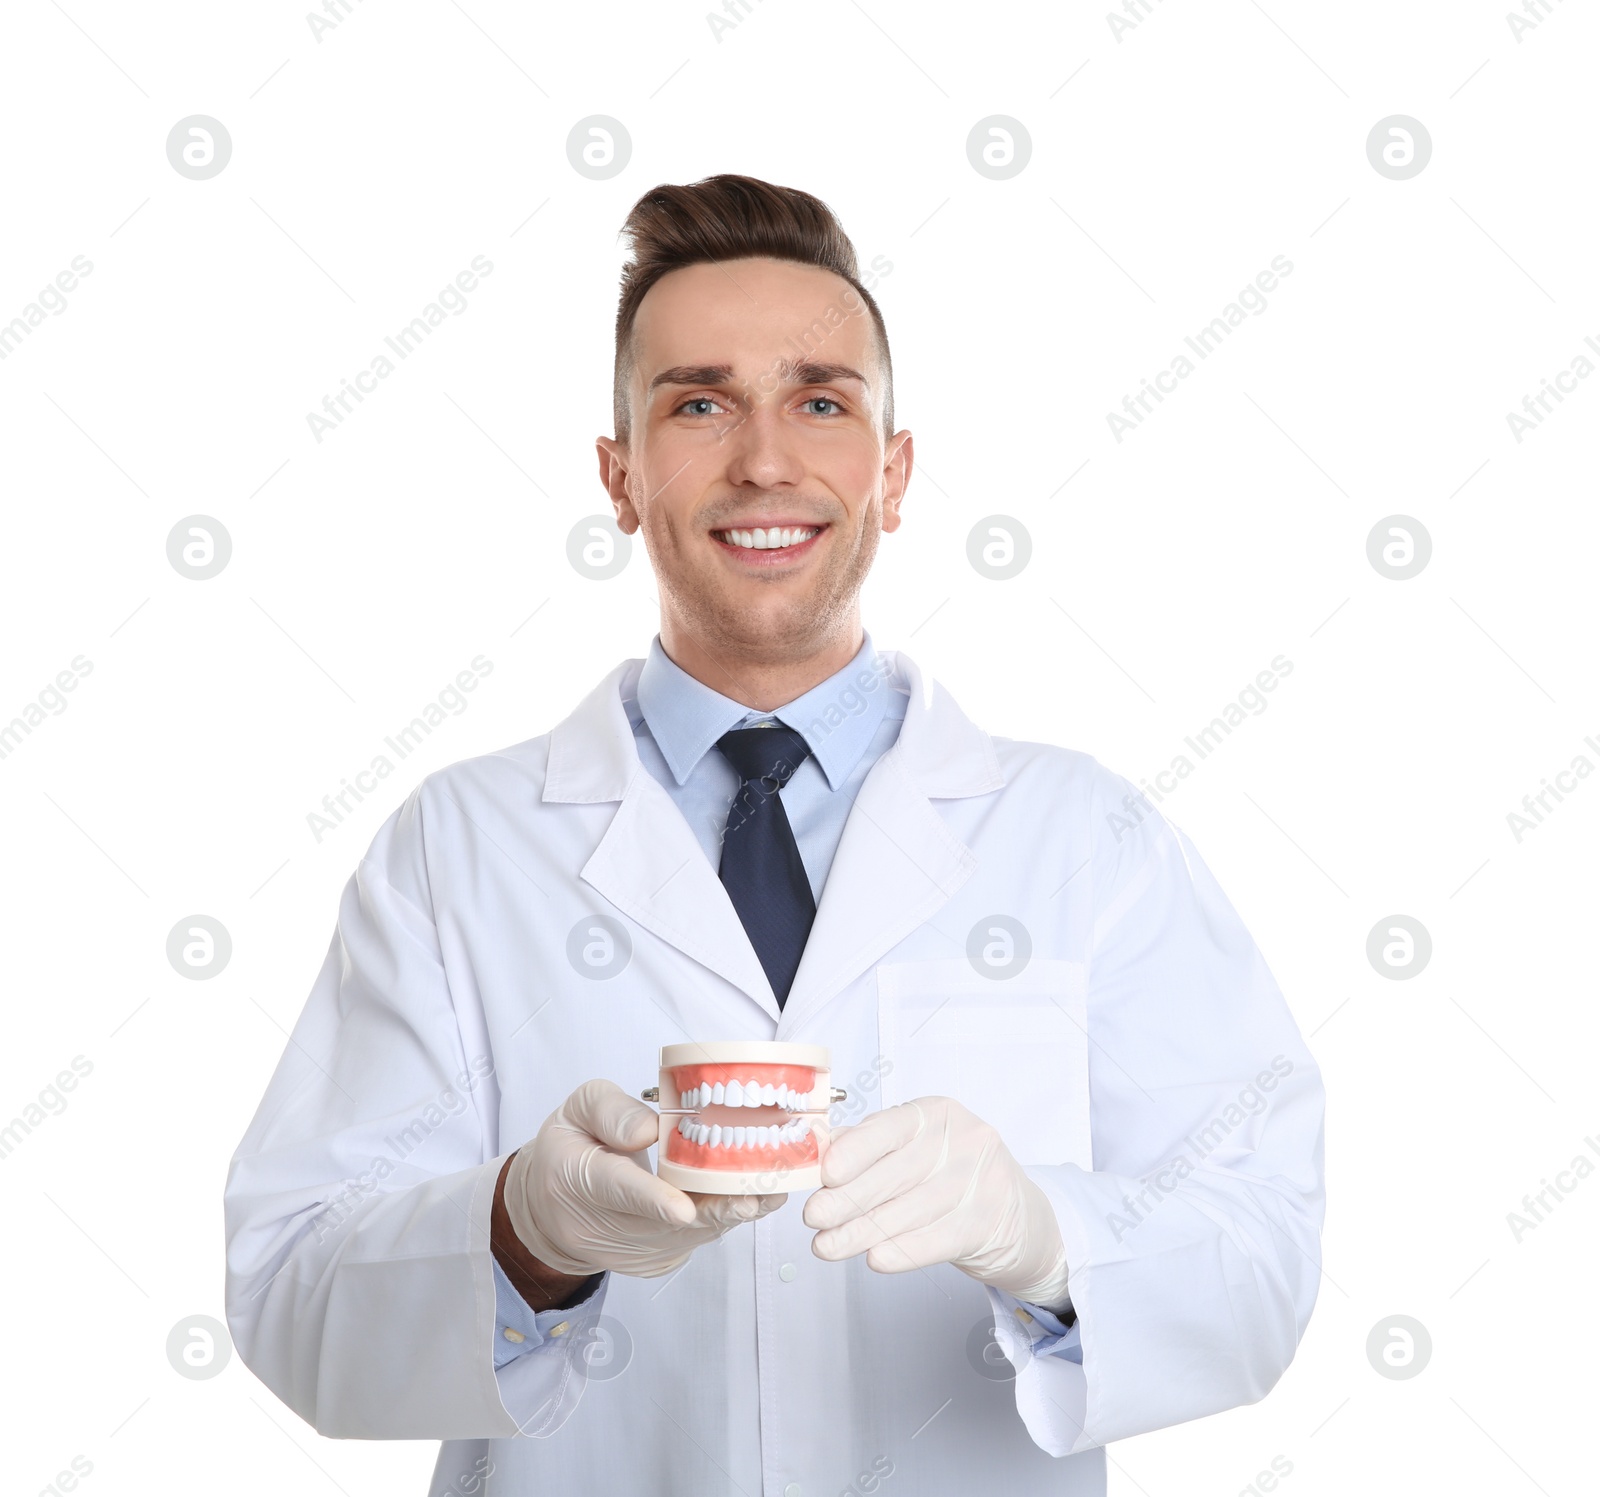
[597,257,912,690]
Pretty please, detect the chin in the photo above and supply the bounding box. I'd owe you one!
[691,590,834,652]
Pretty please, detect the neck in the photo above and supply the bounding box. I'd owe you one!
[658,616,863,712]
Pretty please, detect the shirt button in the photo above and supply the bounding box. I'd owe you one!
[502,1328,525,1343]
[550,1321,570,1337]
[778,1262,797,1282]
[1013,1307,1034,1324]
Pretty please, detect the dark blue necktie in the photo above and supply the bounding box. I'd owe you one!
[715,723,816,1009]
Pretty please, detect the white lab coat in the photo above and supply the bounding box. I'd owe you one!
[224,649,1325,1497]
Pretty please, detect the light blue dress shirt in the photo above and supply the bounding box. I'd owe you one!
[494,631,1080,1369]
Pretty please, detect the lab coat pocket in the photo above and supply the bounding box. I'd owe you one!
[875,958,1091,1168]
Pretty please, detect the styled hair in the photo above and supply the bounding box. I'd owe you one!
[612,173,893,443]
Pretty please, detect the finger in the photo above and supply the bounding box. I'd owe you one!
[810,1180,949,1262]
[628,1250,695,1279]
[819,1102,926,1187]
[863,1215,970,1276]
[805,1136,938,1231]
[689,1191,788,1232]
[692,1194,757,1231]
[563,1078,662,1153]
[863,1236,943,1275]
[572,1142,698,1225]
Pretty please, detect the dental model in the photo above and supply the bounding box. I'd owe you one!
[644,1041,841,1193]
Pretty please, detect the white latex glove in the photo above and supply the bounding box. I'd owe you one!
[803,1096,1071,1307]
[502,1079,787,1278]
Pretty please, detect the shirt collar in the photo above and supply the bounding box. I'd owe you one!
[635,631,891,792]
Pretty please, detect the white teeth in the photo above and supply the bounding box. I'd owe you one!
[719,526,818,551]
[672,1115,823,1151]
[678,1074,817,1132]
[672,1116,823,1152]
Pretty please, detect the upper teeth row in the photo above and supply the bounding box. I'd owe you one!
[682,1080,809,1109]
[677,1116,812,1148]
[719,527,818,550]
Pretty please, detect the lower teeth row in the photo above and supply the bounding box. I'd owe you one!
[678,1117,811,1149]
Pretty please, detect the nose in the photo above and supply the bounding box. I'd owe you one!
[719,399,805,492]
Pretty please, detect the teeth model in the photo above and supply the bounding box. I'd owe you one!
[655,1043,833,1192]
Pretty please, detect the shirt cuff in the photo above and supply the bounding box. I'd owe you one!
[491,1258,608,1368]
[991,1286,1083,1363]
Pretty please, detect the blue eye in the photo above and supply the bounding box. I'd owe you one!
[806,397,841,415]
[680,397,719,416]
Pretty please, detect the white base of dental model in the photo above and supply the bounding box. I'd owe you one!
[648,1041,837,1195]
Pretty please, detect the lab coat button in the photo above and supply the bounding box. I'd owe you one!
[502,1328,525,1343]
[778,1262,797,1282]
[784,1485,801,1497]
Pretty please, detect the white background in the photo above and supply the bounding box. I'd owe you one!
[2,0,1596,1492]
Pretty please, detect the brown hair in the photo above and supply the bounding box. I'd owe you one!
[612,173,893,444]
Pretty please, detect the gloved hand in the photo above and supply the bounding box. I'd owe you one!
[501,1078,786,1278]
[803,1096,1071,1307]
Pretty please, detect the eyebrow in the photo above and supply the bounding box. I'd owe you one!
[648,359,870,394]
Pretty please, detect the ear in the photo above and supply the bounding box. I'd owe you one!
[596,435,640,534]
[879,429,914,534]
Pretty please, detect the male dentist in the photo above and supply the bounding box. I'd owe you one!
[226,174,1325,1497]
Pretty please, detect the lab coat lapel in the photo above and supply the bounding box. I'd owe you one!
[544,661,780,1021]
[778,651,1006,1034]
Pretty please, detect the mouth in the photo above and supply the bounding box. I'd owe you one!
[710,523,825,564]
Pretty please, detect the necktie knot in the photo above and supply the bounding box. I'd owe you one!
[715,724,812,791]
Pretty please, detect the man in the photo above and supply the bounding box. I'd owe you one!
[225,174,1325,1497]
